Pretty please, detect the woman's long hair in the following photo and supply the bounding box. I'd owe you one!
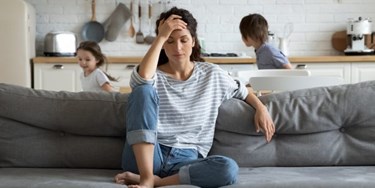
[155,7,204,66]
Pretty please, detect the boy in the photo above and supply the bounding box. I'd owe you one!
[239,13,292,69]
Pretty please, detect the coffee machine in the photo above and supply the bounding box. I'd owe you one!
[344,17,375,55]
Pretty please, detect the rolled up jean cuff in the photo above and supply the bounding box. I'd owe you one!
[127,129,157,145]
[178,165,191,185]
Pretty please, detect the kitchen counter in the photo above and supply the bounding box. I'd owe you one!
[32,55,375,64]
[32,56,253,64]
[288,55,375,63]
[32,55,375,92]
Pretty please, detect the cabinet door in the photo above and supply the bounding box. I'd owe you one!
[106,64,136,90]
[293,63,351,84]
[351,63,375,83]
[218,64,257,84]
[34,63,81,92]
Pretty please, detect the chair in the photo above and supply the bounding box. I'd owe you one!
[236,69,311,85]
[249,76,344,96]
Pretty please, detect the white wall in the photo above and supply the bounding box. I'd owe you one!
[25,0,375,57]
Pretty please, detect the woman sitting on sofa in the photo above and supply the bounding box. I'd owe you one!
[114,7,275,188]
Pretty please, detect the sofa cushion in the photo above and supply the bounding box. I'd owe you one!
[0,168,124,188]
[1,167,374,188]
[0,116,124,168]
[233,166,375,188]
[0,83,128,136]
[0,83,127,168]
[210,81,375,167]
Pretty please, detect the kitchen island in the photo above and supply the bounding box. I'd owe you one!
[32,55,375,92]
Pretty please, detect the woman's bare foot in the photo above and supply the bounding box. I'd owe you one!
[115,172,162,187]
[114,171,140,185]
[128,175,154,188]
[127,185,151,188]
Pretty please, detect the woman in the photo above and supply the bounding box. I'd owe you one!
[115,7,275,188]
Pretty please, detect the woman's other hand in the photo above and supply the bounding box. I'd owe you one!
[254,105,275,142]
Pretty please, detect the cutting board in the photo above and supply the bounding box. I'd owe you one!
[331,30,347,52]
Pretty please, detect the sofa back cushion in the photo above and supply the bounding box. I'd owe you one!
[0,84,127,168]
[210,81,375,167]
[2,81,375,169]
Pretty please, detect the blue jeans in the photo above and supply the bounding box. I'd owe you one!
[121,84,239,188]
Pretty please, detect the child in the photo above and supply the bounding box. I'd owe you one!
[76,41,117,92]
[239,13,292,69]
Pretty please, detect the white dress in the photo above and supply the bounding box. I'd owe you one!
[80,68,110,92]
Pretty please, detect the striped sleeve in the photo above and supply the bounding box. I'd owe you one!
[227,77,248,100]
[129,65,156,89]
[213,64,248,100]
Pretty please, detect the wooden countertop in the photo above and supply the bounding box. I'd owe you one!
[288,55,375,63]
[32,55,375,64]
[32,56,253,64]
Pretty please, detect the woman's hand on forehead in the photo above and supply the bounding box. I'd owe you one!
[158,14,187,39]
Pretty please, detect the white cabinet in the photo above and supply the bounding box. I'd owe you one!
[351,63,375,83]
[34,63,81,92]
[218,64,257,84]
[33,61,375,92]
[293,63,351,84]
[33,63,136,92]
[218,64,257,76]
[106,64,136,89]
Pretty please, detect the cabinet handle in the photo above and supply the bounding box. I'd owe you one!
[53,64,64,69]
[296,64,307,69]
[126,65,136,69]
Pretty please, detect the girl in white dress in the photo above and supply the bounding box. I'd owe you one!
[76,41,117,92]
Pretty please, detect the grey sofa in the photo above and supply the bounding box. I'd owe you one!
[1,81,375,188]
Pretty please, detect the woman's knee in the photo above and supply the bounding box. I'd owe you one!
[130,84,158,102]
[126,84,159,137]
[127,84,159,117]
[185,155,239,187]
[208,155,239,185]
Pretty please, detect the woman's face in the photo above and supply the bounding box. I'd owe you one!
[76,49,98,74]
[163,28,195,64]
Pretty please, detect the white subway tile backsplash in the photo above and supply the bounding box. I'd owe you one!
[25,0,375,57]
[276,0,303,5]
[247,0,275,5]
[191,0,217,4]
[304,0,335,4]
[206,23,235,33]
[232,5,264,16]
[35,5,63,14]
[49,15,78,24]
[306,14,334,23]
[305,32,333,42]
[263,5,295,14]
[220,0,247,5]
[275,15,305,23]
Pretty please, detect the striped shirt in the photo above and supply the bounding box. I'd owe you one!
[130,62,248,157]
